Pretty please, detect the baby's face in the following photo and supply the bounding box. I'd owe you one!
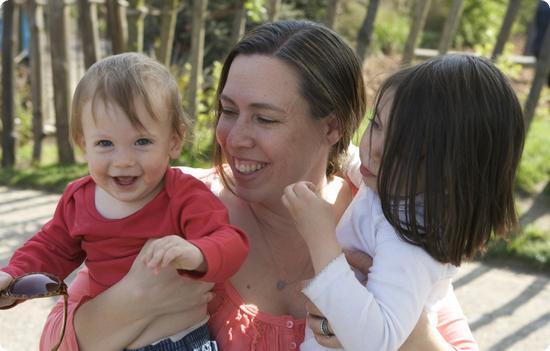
[80,96,182,209]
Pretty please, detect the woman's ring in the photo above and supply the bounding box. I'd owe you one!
[320,317,335,337]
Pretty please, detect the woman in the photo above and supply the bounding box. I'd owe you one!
[40,20,476,350]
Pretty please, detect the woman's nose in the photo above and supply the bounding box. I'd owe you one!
[227,117,254,149]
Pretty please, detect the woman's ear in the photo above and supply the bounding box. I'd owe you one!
[324,114,341,146]
[169,124,186,159]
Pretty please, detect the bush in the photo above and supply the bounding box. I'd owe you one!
[371,8,410,55]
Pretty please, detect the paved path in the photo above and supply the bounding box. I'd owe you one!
[0,186,549,350]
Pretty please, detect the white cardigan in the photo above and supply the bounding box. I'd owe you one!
[301,184,458,351]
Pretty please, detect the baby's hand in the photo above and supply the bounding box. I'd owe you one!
[0,271,16,308]
[141,235,205,274]
[282,181,337,245]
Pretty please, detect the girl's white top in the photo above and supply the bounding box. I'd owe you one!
[301,184,458,351]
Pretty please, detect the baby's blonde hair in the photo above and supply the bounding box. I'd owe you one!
[70,52,190,148]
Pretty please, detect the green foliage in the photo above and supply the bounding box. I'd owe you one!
[245,0,267,22]
[473,41,522,80]
[0,164,88,193]
[174,60,222,167]
[454,0,507,49]
[486,225,550,271]
[516,113,550,194]
[371,8,410,55]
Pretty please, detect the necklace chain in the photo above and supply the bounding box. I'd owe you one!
[249,205,312,290]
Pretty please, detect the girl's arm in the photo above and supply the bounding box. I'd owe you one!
[41,241,214,351]
[305,250,478,351]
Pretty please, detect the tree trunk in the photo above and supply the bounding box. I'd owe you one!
[524,21,550,130]
[48,0,75,164]
[188,0,207,122]
[1,0,16,167]
[267,0,281,22]
[26,0,48,163]
[437,0,464,54]
[106,0,128,54]
[402,0,432,65]
[356,0,380,64]
[77,0,100,68]
[158,0,180,66]
[491,0,522,60]
[231,0,246,45]
[325,0,340,29]
[127,0,146,53]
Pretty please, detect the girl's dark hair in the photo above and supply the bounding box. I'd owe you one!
[375,54,525,266]
[213,20,366,186]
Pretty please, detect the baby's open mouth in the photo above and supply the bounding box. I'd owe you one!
[113,176,137,186]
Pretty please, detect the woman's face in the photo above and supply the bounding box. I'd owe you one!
[216,55,337,205]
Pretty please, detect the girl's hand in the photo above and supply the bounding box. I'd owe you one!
[141,235,206,274]
[282,181,337,244]
[0,271,16,308]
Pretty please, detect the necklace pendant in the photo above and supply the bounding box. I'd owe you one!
[276,280,286,290]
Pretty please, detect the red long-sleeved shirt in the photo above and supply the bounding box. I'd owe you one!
[2,167,248,298]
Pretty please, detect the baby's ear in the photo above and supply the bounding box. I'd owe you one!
[169,124,186,159]
[324,114,341,146]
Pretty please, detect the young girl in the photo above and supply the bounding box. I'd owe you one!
[282,54,525,351]
[0,53,248,351]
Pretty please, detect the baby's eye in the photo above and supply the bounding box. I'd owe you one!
[96,140,113,147]
[136,138,153,146]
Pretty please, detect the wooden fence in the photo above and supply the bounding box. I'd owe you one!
[1,0,549,167]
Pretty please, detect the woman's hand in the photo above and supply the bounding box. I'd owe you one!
[118,239,215,316]
[344,249,373,284]
[74,240,214,351]
[305,298,343,348]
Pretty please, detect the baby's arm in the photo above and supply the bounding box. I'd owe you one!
[282,181,342,274]
[169,174,248,282]
[1,183,85,283]
[141,235,206,274]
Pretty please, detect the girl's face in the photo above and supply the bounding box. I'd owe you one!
[359,91,393,193]
[216,55,338,207]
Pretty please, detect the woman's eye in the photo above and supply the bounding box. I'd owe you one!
[96,140,112,147]
[257,116,277,124]
[220,107,237,117]
[136,138,152,146]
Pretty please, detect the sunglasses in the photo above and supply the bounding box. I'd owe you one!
[0,272,68,351]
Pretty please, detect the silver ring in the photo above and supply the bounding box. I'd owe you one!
[321,317,334,337]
